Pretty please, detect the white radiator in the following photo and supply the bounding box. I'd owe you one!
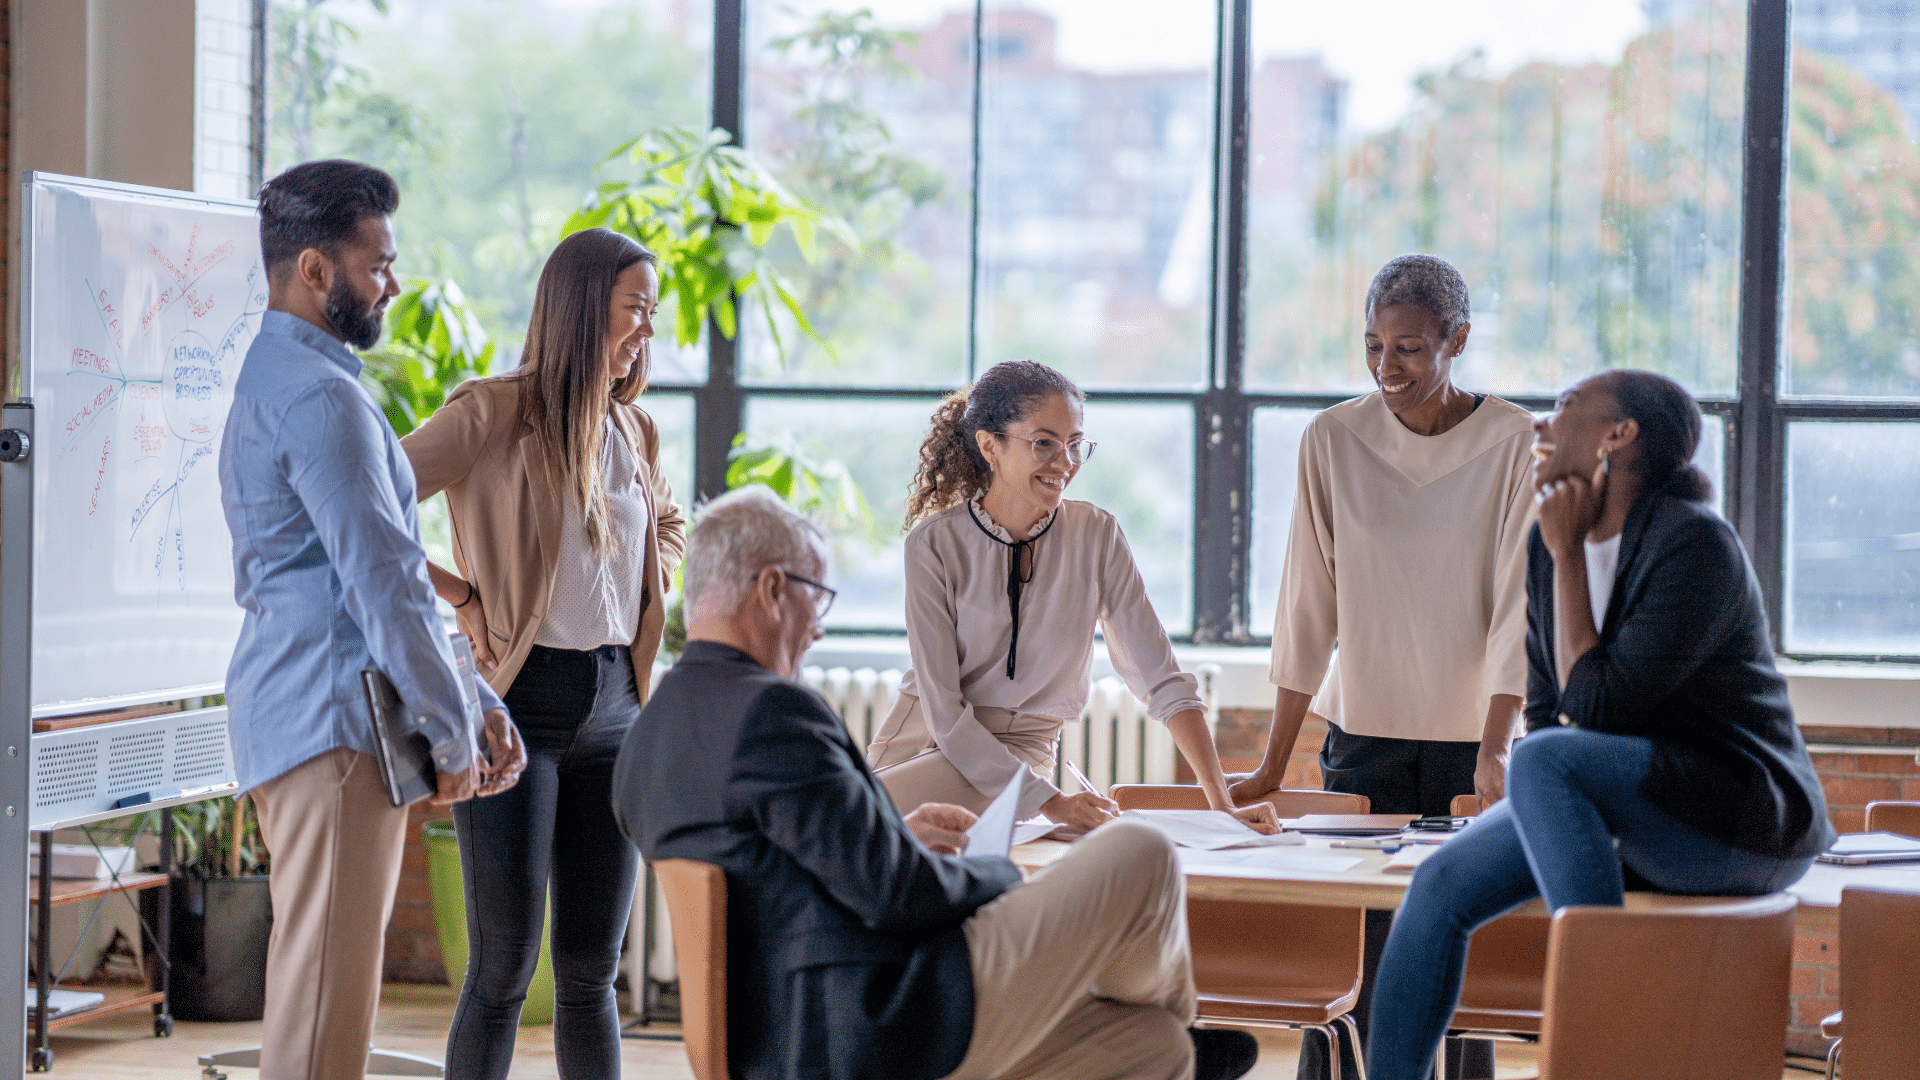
[628,662,1220,1004]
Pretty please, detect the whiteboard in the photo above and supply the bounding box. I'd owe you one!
[22,173,263,715]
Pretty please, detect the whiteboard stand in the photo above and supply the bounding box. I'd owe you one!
[3,399,38,1073]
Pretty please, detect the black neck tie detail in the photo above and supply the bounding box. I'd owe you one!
[966,502,1058,679]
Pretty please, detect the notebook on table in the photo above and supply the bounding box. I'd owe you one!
[362,633,487,809]
[1817,831,1920,866]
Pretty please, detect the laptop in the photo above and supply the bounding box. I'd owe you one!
[1816,831,1920,866]
[362,633,487,808]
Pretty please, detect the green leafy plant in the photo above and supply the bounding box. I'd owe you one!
[725,431,874,534]
[360,279,496,438]
[168,797,268,880]
[661,433,874,655]
[563,125,856,362]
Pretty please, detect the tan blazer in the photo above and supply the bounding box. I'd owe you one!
[401,374,687,701]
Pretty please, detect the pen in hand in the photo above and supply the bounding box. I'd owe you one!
[1063,759,1101,798]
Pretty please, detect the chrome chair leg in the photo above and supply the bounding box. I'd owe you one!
[1826,1039,1841,1080]
[1315,1025,1341,1080]
[1334,1013,1368,1080]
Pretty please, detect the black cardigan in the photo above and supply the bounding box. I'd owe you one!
[612,642,1021,1080]
[1524,491,1835,858]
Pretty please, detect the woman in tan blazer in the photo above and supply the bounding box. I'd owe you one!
[401,228,685,1080]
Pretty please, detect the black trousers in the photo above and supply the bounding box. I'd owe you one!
[445,644,642,1080]
[1296,722,1496,1080]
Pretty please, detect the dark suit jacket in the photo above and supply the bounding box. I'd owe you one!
[1525,490,1835,858]
[612,641,1022,1080]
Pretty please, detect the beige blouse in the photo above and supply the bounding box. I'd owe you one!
[901,498,1206,818]
[534,421,652,650]
[1269,392,1535,742]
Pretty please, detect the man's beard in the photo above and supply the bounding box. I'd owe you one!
[325,276,386,350]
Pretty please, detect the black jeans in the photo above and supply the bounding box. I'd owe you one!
[1297,723,1495,1080]
[446,644,642,1080]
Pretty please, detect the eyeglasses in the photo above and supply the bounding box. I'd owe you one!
[782,570,837,621]
[992,431,1098,466]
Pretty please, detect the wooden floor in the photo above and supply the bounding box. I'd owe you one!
[36,983,1823,1079]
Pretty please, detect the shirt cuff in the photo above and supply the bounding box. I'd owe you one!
[429,727,477,777]
[1019,774,1062,820]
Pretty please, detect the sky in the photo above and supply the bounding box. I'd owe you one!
[341,0,1653,133]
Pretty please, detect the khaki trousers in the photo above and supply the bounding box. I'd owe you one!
[868,694,1060,815]
[250,748,410,1080]
[943,820,1198,1080]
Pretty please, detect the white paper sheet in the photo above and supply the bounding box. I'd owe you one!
[1012,820,1063,846]
[1176,847,1365,874]
[964,771,1026,858]
[1118,809,1304,850]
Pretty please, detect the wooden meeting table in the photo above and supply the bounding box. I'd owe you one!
[1011,835,1920,931]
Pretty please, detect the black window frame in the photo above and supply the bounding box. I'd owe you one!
[634,0,1920,661]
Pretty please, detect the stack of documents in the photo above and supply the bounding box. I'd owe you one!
[29,844,137,880]
[25,987,103,1021]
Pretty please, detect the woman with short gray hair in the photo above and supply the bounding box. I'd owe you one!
[1228,254,1535,1080]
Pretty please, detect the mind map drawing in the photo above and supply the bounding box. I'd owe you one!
[56,222,266,591]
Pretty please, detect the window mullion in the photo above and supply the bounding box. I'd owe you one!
[697,0,749,501]
[1195,0,1253,644]
[1734,0,1791,647]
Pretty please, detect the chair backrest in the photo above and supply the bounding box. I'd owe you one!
[1110,784,1369,816]
[654,859,727,1080]
[1865,799,1920,839]
[1838,886,1920,1078]
[1537,892,1797,1080]
[1450,794,1485,817]
[1456,912,1549,1024]
[1109,784,1367,1004]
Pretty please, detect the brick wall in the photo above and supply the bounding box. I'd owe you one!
[385,803,453,985]
[1200,707,1915,1060]
[1787,725,1920,1057]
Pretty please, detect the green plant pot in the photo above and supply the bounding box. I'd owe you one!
[422,819,555,1025]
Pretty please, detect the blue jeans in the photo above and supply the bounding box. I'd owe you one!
[445,645,643,1080]
[1365,727,1814,1080]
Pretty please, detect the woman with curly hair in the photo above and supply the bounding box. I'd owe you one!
[866,360,1277,833]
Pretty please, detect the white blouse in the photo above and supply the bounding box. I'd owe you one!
[1268,392,1536,742]
[534,421,651,650]
[901,498,1206,818]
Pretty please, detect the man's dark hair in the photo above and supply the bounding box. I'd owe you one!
[257,160,400,274]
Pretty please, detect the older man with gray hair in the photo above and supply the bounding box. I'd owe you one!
[611,486,1256,1080]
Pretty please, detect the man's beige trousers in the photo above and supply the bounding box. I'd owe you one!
[943,819,1199,1080]
[250,748,410,1080]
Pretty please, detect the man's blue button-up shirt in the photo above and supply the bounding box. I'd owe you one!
[219,310,499,793]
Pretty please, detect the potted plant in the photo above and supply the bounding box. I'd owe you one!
[141,794,272,1022]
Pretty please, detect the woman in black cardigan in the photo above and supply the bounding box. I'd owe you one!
[1364,370,1834,1080]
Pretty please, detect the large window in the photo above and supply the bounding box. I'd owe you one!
[277,0,1920,661]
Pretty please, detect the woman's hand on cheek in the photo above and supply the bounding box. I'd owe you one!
[1536,458,1608,556]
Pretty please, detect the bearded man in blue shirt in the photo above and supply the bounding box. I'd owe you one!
[219,159,528,1080]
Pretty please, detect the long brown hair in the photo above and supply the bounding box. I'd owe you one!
[517,228,657,553]
[903,360,1083,528]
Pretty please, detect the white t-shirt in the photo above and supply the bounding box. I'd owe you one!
[1584,533,1623,630]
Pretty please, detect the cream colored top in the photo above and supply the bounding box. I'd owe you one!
[534,421,651,650]
[1268,392,1535,742]
[901,498,1206,818]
